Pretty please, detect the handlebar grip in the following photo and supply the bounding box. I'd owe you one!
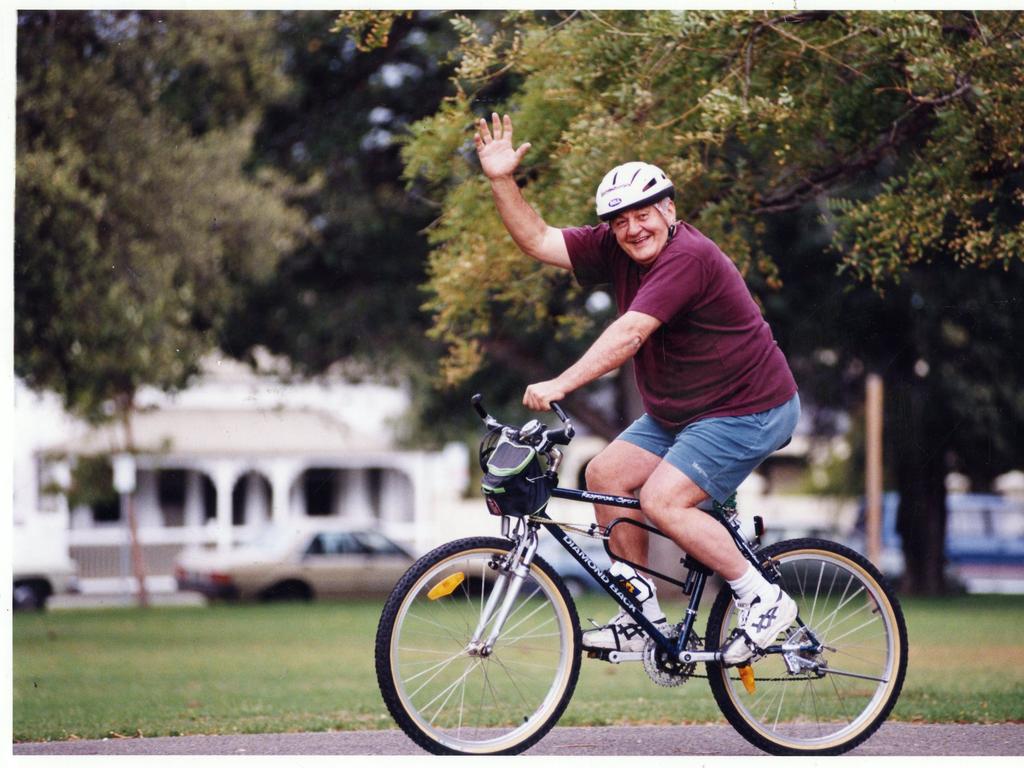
[471,394,488,421]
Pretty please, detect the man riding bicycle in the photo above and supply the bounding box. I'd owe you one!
[475,113,800,665]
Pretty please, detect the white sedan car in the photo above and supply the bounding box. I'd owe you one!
[175,525,412,601]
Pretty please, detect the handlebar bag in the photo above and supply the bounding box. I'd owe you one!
[481,435,551,517]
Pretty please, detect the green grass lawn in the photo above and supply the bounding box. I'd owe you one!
[13,593,1024,742]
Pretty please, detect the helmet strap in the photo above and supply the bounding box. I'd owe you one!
[655,198,676,240]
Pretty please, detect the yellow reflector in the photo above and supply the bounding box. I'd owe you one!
[738,664,756,694]
[427,572,465,600]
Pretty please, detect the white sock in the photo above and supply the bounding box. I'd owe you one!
[727,564,772,602]
[610,561,664,620]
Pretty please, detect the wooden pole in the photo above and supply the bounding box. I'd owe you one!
[865,374,884,566]
[117,398,149,608]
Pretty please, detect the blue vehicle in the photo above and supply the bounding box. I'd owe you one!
[853,491,1024,590]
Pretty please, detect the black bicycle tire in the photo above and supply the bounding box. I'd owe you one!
[705,537,908,756]
[375,536,582,755]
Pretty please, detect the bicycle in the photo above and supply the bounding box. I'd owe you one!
[375,396,908,755]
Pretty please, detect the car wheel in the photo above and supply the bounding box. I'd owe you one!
[259,580,313,602]
[13,582,48,611]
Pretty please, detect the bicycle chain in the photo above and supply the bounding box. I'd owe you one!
[639,668,817,683]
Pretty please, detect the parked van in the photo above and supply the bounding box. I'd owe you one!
[13,520,77,610]
[852,492,1024,592]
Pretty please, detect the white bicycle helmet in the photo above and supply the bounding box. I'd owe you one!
[595,161,674,222]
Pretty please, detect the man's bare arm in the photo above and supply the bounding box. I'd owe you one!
[475,113,571,270]
[523,311,662,410]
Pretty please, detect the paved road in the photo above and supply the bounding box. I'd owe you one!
[13,724,1024,756]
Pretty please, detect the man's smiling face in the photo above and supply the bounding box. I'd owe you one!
[609,199,675,267]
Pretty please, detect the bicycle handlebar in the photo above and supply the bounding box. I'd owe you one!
[470,394,495,426]
[471,394,575,448]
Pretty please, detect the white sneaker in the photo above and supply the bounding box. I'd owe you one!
[582,609,668,653]
[582,563,665,653]
[720,585,798,665]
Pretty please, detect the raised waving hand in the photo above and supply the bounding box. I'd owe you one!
[475,113,532,180]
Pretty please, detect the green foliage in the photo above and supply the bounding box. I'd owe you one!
[15,11,307,421]
[400,10,1024,383]
[219,11,465,380]
[333,10,413,52]
[64,455,118,512]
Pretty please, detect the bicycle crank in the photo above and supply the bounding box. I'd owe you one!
[643,625,701,687]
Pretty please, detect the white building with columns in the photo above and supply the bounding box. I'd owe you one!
[14,353,473,594]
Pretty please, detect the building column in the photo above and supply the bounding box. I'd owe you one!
[243,472,270,527]
[380,469,413,524]
[338,468,374,523]
[213,464,237,552]
[270,462,300,525]
[184,471,205,528]
[134,470,162,529]
[50,458,72,519]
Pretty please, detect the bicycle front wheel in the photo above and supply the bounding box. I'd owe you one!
[705,538,907,755]
[376,536,581,755]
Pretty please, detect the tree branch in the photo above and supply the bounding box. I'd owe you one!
[906,76,972,107]
[750,103,937,215]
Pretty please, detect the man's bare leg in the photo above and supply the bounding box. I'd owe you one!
[584,440,662,567]
[638,460,798,664]
[580,440,667,652]
[638,460,749,579]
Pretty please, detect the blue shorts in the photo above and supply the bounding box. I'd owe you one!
[618,394,800,502]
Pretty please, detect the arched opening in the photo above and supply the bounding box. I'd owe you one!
[296,466,415,522]
[155,468,216,527]
[302,468,337,517]
[231,471,272,526]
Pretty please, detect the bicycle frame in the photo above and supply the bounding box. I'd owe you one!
[540,488,718,663]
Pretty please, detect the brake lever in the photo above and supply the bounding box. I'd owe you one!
[549,401,575,439]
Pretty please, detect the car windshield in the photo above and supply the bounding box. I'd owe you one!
[353,531,408,556]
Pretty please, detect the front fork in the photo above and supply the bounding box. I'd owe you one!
[466,519,539,656]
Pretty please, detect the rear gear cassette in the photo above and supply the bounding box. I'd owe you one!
[643,624,700,687]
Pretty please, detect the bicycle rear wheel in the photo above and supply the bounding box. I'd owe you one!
[376,536,581,755]
[705,538,907,755]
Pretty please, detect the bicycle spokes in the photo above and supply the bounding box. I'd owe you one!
[707,539,907,755]
[378,540,580,754]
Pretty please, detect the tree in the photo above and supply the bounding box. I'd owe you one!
[15,11,307,601]
[760,205,1024,595]
[218,10,591,445]
[392,10,1024,593]
[16,10,305,417]
[220,11,468,379]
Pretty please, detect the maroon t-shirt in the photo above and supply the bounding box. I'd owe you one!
[562,221,797,429]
